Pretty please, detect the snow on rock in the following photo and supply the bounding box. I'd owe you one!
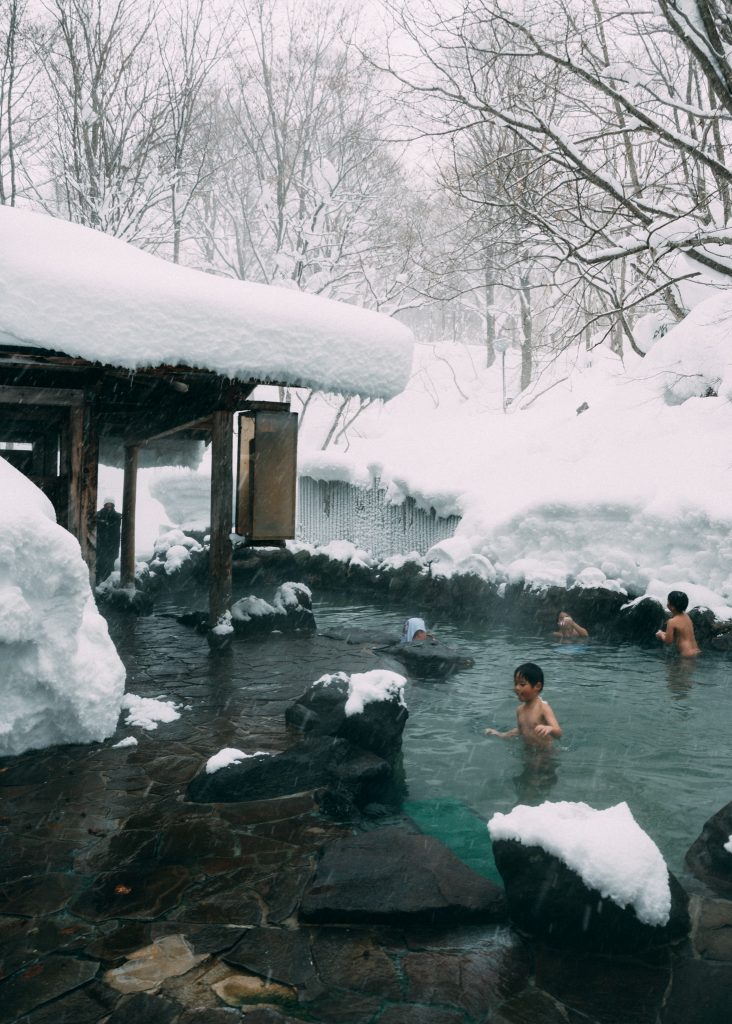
[150,528,204,575]
[153,529,203,557]
[231,595,277,622]
[112,736,138,749]
[315,669,407,717]
[273,581,312,610]
[0,206,413,400]
[426,536,497,582]
[488,800,671,927]
[211,611,234,637]
[205,747,271,774]
[314,539,376,568]
[0,457,126,756]
[724,836,732,855]
[120,694,180,731]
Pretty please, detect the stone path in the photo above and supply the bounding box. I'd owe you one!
[1,614,731,1023]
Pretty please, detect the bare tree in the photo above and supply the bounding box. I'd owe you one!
[379,0,732,354]
[41,0,170,241]
[0,0,44,205]
[157,0,222,262]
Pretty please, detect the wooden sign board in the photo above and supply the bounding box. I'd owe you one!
[235,407,298,542]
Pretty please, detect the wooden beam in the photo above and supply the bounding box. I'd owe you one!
[124,382,255,446]
[135,415,212,447]
[120,445,139,587]
[0,385,85,406]
[208,410,233,629]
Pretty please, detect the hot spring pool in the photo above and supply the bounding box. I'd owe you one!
[314,596,732,879]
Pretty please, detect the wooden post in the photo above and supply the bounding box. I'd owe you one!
[79,405,99,584]
[67,406,84,538]
[120,445,139,587]
[208,409,233,628]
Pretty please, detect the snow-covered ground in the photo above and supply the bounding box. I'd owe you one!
[0,459,126,756]
[296,293,732,618]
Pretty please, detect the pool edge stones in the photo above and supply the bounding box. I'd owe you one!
[299,824,507,925]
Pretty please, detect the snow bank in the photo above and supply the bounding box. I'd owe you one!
[488,800,671,927]
[0,458,126,756]
[315,669,407,716]
[295,325,732,617]
[0,206,413,400]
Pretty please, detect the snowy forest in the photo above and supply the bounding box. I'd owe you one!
[3,0,731,390]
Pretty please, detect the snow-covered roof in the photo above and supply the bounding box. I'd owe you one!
[0,207,414,400]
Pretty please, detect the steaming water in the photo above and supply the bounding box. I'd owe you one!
[315,597,732,878]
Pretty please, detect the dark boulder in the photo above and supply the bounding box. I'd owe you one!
[186,736,392,810]
[492,839,689,953]
[285,671,408,762]
[381,639,475,679]
[688,606,719,645]
[616,596,666,642]
[230,582,316,636]
[685,800,732,898]
[300,824,506,925]
[709,627,732,652]
[562,585,628,632]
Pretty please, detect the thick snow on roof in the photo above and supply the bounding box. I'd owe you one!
[488,800,671,926]
[0,206,413,400]
[0,457,126,755]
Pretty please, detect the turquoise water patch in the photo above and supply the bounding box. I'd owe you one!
[405,796,502,885]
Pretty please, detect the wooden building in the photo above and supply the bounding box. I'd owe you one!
[0,207,413,626]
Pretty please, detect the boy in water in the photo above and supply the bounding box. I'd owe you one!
[485,662,562,747]
[656,591,700,657]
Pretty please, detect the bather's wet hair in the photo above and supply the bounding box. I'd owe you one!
[667,590,689,613]
[514,662,544,689]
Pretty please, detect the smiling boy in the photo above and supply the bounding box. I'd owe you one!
[485,662,562,747]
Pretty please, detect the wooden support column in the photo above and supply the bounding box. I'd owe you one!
[67,406,84,538]
[120,445,139,588]
[79,405,99,584]
[208,409,233,628]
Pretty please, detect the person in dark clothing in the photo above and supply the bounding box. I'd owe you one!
[96,498,122,583]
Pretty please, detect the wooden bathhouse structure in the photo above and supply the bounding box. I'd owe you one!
[0,207,413,626]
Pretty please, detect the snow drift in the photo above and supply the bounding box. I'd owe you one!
[0,458,126,755]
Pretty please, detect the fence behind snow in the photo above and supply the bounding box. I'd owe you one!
[297,476,460,559]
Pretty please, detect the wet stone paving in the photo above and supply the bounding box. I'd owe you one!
[0,613,730,1024]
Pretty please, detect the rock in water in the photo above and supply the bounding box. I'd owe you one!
[186,736,391,810]
[285,670,408,763]
[382,639,475,679]
[686,800,732,898]
[492,838,689,953]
